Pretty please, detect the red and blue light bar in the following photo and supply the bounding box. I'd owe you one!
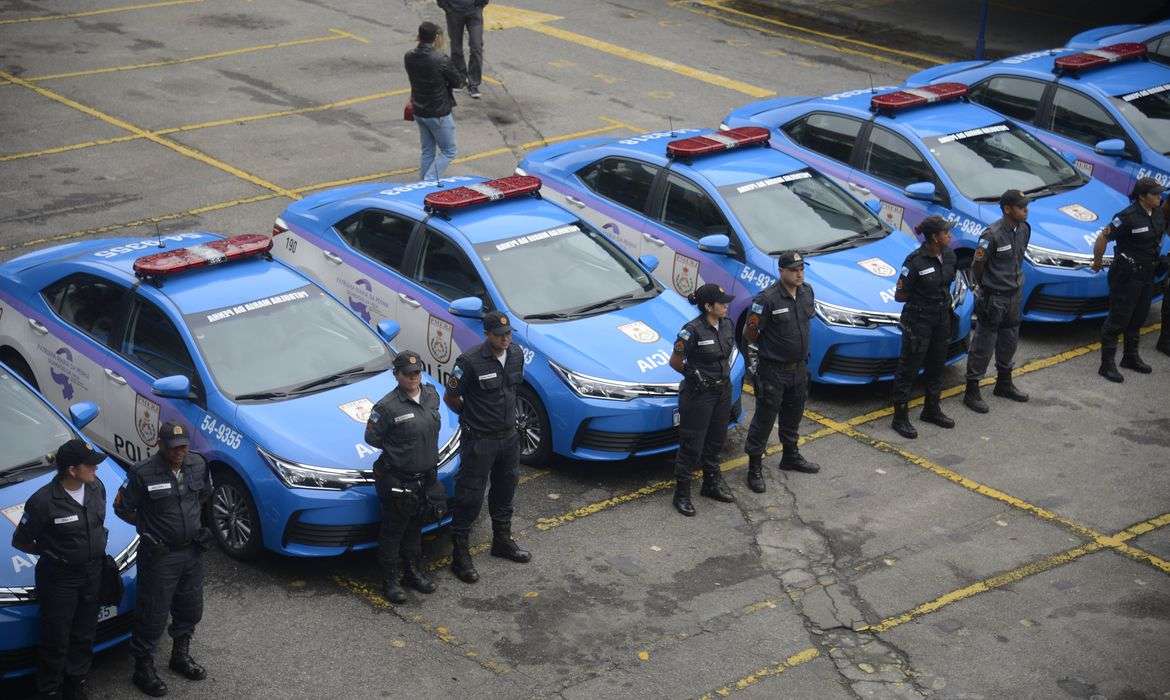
[870,83,968,114]
[423,175,542,212]
[666,127,769,159]
[133,234,272,279]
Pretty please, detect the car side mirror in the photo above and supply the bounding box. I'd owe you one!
[638,254,660,273]
[376,320,401,343]
[1094,138,1126,157]
[698,234,731,255]
[449,296,484,319]
[152,375,193,400]
[904,182,937,201]
[864,198,882,215]
[68,401,100,430]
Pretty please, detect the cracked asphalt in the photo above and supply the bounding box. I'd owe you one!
[2,1,1168,698]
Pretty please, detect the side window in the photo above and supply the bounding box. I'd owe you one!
[782,113,863,164]
[1048,87,1127,146]
[863,126,936,189]
[41,274,127,346]
[660,174,732,240]
[969,76,1047,122]
[334,209,416,272]
[414,230,488,304]
[1148,36,1170,64]
[124,299,197,382]
[576,157,660,212]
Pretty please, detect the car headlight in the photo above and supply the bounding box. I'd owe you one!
[1024,244,1110,270]
[437,427,461,467]
[814,299,901,328]
[115,535,139,572]
[258,447,373,490]
[0,585,35,604]
[550,361,679,400]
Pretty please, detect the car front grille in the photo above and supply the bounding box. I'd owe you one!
[1024,291,1109,317]
[820,338,968,378]
[282,515,379,548]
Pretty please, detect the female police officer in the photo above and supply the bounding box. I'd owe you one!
[12,438,108,700]
[891,215,959,439]
[668,283,737,516]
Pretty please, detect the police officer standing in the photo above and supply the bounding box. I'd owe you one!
[365,350,441,604]
[963,189,1030,413]
[668,283,738,515]
[1092,176,1167,381]
[444,311,530,583]
[891,217,959,439]
[743,252,819,493]
[115,422,211,697]
[12,439,107,700]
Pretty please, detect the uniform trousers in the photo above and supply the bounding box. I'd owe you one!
[34,558,102,693]
[451,432,519,536]
[1102,256,1155,352]
[894,304,951,404]
[745,360,808,454]
[674,380,731,480]
[129,544,203,658]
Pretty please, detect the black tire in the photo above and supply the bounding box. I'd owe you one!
[209,466,262,560]
[1,348,38,391]
[516,384,552,467]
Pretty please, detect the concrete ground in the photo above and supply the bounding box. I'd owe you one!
[1,1,1167,698]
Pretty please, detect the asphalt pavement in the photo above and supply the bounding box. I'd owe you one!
[1,1,1167,698]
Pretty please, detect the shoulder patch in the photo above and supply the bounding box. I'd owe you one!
[750,301,763,314]
[1112,216,1122,228]
[452,365,463,379]
[368,409,380,424]
[899,265,910,278]
[677,328,691,341]
[977,238,989,249]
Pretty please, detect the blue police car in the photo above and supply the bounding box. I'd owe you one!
[904,42,1170,197]
[1068,19,1170,65]
[0,233,460,560]
[272,175,745,465]
[516,127,973,385]
[723,84,1139,322]
[0,361,138,679]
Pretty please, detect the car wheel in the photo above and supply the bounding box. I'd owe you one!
[1,349,38,391]
[209,466,262,560]
[516,384,551,467]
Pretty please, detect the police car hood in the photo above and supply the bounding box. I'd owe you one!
[974,182,1126,254]
[801,231,920,313]
[0,460,135,589]
[522,291,693,384]
[232,371,457,469]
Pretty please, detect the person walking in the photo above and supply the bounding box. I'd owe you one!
[438,0,488,99]
[405,20,465,181]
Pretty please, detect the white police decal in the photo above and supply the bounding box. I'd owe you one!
[857,257,896,277]
[637,348,671,373]
[617,321,660,344]
[2,503,24,527]
[338,398,375,423]
[1059,204,1097,222]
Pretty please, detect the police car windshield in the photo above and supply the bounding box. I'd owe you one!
[926,123,1081,200]
[1112,88,1170,154]
[475,223,656,319]
[718,170,885,253]
[0,367,74,477]
[186,285,391,400]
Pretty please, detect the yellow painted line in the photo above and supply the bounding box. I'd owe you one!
[484,4,564,30]
[0,0,201,26]
[0,134,143,163]
[697,647,820,699]
[598,116,650,134]
[328,27,369,44]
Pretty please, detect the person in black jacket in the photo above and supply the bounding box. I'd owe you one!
[438,0,488,99]
[405,21,465,181]
[12,439,108,700]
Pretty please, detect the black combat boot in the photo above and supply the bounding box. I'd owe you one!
[891,403,918,439]
[382,571,408,604]
[450,533,479,583]
[920,394,955,428]
[132,656,168,697]
[169,636,206,681]
[490,522,531,563]
[1120,343,1153,373]
[963,379,989,413]
[746,454,766,493]
[992,370,1029,401]
[401,559,436,594]
[1099,347,1124,383]
[699,471,736,502]
[62,675,89,700]
[672,478,695,516]
[779,446,820,473]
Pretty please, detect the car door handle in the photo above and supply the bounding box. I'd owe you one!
[322,251,343,265]
[104,368,127,385]
[398,293,421,308]
[564,195,586,209]
[27,318,49,335]
[848,182,872,195]
[643,233,666,246]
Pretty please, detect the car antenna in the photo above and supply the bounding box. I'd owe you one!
[154,220,164,248]
[668,115,675,137]
[868,72,875,93]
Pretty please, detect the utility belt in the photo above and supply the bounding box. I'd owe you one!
[687,370,727,391]
[758,358,804,371]
[141,532,198,552]
[1114,252,1155,271]
[465,426,516,440]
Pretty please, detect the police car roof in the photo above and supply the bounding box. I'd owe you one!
[806,88,1007,140]
[978,49,1170,95]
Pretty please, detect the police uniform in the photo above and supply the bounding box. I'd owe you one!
[892,240,957,431]
[445,311,530,583]
[11,439,107,699]
[967,217,1028,378]
[365,351,442,603]
[1101,200,1165,364]
[116,422,211,696]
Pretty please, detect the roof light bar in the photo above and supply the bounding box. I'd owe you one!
[870,83,968,114]
[423,175,542,212]
[665,127,770,159]
[133,234,272,279]
[1054,43,1147,75]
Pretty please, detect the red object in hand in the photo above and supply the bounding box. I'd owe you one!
[404,100,414,121]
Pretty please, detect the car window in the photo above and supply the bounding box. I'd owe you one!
[1112,87,1170,155]
[969,76,1047,122]
[863,126,936,188]
[415,229,488,303]
[1149,36,1170,65]
[925,122,1080,201]
[659,173,733,240]
[1048,87,1127,146]
[0,366,74,475]
[42,274,127,347]
[782,113,863,164]
[334,209,416,271]
[124,298,197,381]
[577,157,660,212]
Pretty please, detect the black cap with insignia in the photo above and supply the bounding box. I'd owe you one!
[55,438,103,469]
[776,250,807,270]
[158,421,190,449]
[393,350,423,373]
[483,310,513,336]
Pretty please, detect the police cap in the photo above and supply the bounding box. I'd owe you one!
[393,351,423,373]
[158,421,190,449]
[1132,176,1164,199]
[55,439,103,469]
[483,310,513,336]
[776,250,806,270]
[999,189,1029,208]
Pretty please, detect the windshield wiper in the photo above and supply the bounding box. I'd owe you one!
[799,234,865,254]
[973,195,1002,202]
[524,311,572,320]
[0,456,55,485]
[233,390,294,401]
[569,291,645,316]
[286,364,375,395]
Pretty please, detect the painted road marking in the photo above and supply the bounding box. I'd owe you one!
[0,0,202,26]
[697,647,820,699]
